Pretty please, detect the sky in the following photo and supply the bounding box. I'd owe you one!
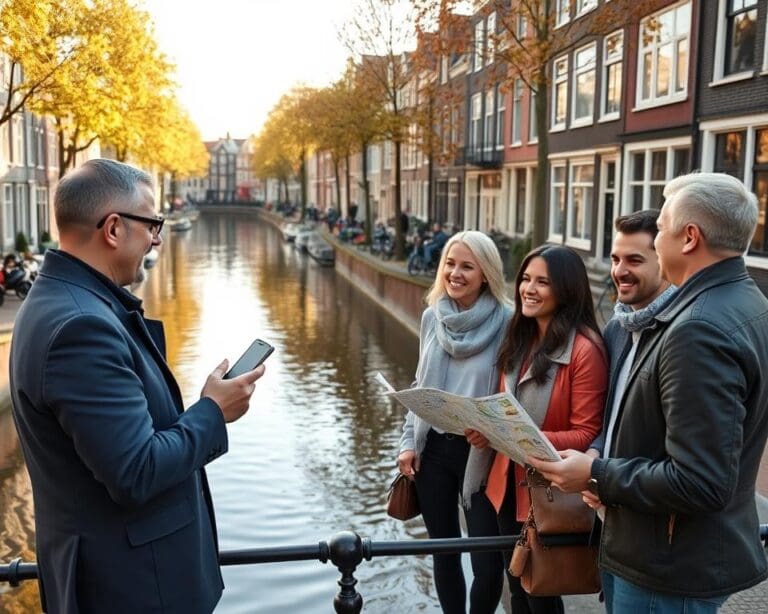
[140,0,358,141]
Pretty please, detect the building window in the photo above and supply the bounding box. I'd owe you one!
[440,55,449,84]
[12,115,23,165]
[470,93,481,151]
[627,143,691,211]
[726,0,758,75]
[602,30,623,119]
[549,164,566,240]
[515,168,527,234]
[714,130,746,177]
[552,55,569,130]
[576,0,598,17]
[495,85,505,149]
[556,0,570,27]
[486,12,496,65]
[484,89,494,151]
[529,89,538,141]
[516,14,527,39]
[512,79,523,145]
[474,20,485,71]
[572,43,596,125]
[638,1,691,107]
[568,162,594,246]
[752,128,768,255]
[450,106,459,155]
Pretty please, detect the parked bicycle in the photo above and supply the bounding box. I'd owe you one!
[595,273,617,326]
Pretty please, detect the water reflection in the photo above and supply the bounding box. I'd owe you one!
[0,212,441,612]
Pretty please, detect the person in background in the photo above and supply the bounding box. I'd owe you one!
[10,159,264,613]
[398,230,512,614]
[531,172,768,613]
[423,222,449,265]
[484,245,607,614]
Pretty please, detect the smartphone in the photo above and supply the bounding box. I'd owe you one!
[224,338,274,379]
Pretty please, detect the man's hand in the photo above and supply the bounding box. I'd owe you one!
[201,359,265,423]
[465,429,490,449]
[527,449,594,493]
[397,450,420,480]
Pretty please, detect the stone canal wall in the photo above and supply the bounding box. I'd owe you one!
[243,206,429,337]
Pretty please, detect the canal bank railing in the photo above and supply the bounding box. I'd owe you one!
[2,527,768,613]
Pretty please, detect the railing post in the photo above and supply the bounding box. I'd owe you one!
[328,531,370,614]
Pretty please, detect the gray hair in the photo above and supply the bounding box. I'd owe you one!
[426,230,510,307]
[55,159,153,229]
[663,172,758,253]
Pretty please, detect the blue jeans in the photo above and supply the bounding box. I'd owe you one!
[604,572,729,614]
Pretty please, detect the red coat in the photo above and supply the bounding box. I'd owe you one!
[486,331,607,521]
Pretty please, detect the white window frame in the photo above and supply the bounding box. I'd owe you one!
[622,136,692,213]
[636,1,691,110]
[509,165,536,236]
[2,184,14,246]
[440,55,449,84]
[495,85,505,150]
[567,159,595,251]
[470,93,482,151]
[576,0,598,18]
[483,89,494,152]
[529,88,538,143]
[601,30,623,121]
[556,0,570,28]
[712,0,759,84]
[486,12,496,66]
[516,13,527,40]
[571,42,596,127]
[552,55,569,131]
[511,78,523,146]
[548,162,567,242]
[12,115,23,166]
[474,20,485,72]
[700,115,768,266]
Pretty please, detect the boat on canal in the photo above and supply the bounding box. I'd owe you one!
[306,233,335,266]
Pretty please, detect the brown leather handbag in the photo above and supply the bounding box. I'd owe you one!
[509,467,600,596]
[386,474,420,521]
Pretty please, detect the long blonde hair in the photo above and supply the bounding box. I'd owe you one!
[425,230,509,307]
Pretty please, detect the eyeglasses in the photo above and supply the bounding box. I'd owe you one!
[96,212,164,236]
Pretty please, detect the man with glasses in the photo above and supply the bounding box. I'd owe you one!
[10,159,264,613]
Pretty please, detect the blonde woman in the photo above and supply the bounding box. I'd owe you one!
[398,230,512,614]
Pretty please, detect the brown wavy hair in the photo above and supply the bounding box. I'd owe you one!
[497,245,600,383]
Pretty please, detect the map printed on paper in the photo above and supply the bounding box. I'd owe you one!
[375,373,561,465]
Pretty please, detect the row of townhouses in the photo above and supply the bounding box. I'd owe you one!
[175,136,262,204]
[307,0,768,288]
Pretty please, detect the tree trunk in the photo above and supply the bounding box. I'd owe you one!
[299,147,307,220]
[361,142,373,244]
[393,139,405,259]
[533,68,549,248]
[427,153,434,224]
[333,157,342,214]
[345,153,352,218]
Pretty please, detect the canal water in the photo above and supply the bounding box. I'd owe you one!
[0,211,460,612]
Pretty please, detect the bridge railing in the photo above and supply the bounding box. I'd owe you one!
[2,527,767,613]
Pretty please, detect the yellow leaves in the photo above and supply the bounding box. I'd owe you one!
[1,0,202,177]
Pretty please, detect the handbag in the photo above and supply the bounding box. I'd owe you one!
[386,474,420,521]
[509,467,600,597]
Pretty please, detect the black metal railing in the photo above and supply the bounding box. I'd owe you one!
[463,146,504,168]
[2,527,767,613]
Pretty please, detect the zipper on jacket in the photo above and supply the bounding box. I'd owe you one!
[667,513,676,545]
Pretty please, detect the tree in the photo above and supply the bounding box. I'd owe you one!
[342,0,419,258]
[0,0,87,127]
[413,0,649,246]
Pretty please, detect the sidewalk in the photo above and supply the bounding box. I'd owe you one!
[0,294,21,335]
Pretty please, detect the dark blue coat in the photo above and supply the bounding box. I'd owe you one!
[10,250,227,613]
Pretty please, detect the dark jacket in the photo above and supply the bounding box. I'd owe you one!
[592,257,768,597]
[10,250,226,613]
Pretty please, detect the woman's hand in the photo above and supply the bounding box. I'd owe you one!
[464,429,490,449]
[397,450,420,479]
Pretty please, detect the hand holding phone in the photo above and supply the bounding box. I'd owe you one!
[224,338,274,379]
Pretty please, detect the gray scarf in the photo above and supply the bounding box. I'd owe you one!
[612,284,677,332]
[420,292,507,390]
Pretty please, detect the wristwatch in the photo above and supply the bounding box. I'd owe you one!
[587,477,599,496]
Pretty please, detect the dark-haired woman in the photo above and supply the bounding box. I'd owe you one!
[484,245,608,614]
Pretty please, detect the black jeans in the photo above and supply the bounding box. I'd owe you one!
[497,467,564,614]
[414,430,504,614]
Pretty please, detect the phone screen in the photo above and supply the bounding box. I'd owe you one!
[224,339,274,379]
